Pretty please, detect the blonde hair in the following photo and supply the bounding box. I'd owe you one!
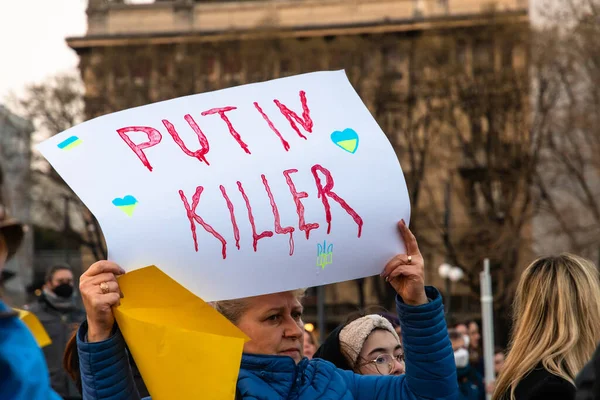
[212,289,306,325]
[493,253,600,400]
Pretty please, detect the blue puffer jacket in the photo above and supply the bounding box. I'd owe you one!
[0,300,62,400]
[77,286,457,399]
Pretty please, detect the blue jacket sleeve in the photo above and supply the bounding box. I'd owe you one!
[341,286,458,399]
[0,302,62,400]
[77,321,142,400]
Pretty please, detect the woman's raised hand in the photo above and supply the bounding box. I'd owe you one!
[381,220,428,306]
[79,261,125,342]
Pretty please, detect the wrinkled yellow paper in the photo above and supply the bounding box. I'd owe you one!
[15,308,52,348]
[114,266,249,400]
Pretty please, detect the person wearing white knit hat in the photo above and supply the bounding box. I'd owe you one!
[315,313,405,376]
[343,314,405,376]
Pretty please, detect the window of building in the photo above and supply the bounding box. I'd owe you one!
[473,39,494,73]
[279,57,293,76]
[501,43,513,69]
[222,53,241,75]
[456,39,469,70]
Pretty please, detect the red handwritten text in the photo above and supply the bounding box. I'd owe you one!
[163,114,210,165]
[274,90,313,140]
[117,126,162,172]
[179,186,228,259]
[179,164,363,257]
[283,169,320,240]
[262,174,295,255]
[311,164,363,237]
[117,90,313,171]
[220,185,240,250]
[237,181,274,251]
[201,106,251,155]
[254,102,290,152]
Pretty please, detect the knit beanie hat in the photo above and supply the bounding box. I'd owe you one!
[338,315,400,366]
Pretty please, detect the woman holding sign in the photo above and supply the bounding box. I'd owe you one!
[75,220,457,399]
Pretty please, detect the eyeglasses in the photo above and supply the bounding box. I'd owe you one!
[360,353,405,375]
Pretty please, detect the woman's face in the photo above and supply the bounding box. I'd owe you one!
[468,322,481,349]
[236,291,305,363]
[303,331,316,359]
[356,329,404,376]
[494,352,505,374]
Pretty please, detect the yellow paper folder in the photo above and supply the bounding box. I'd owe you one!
[15,308,52,348]
[114,266,249,400]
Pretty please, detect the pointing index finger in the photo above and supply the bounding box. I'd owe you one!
[399,219,420,255]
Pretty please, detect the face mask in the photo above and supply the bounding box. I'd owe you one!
[454,348,469,368]
[463,334,471,348]
[53,283,74,299]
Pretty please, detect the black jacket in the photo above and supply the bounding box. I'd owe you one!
[501,365,575,400]
[27,292,85,399]
[576,343,600,400]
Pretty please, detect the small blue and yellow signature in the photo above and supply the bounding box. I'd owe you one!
[316,240,333,269]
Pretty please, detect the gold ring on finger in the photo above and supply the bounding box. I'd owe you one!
[100,282,110,294]
[407,255,412,264]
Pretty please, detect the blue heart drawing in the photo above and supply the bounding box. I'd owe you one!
[331,128,359,154]
[112,195,139,217]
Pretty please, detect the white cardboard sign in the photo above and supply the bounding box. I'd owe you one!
[38,71,410,301]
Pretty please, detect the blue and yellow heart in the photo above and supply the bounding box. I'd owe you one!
[57,136,82,151]
[331,128,359,154]
[112,195,138,217]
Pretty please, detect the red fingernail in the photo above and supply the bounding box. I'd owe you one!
[401,219,406,225]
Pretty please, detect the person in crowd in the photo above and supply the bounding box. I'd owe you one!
[449,329,484,400]
[493,254,600,400]
[486,347,507,395]
[455,323,471,352]
[27,263,86,399]
[75,220,457,399]
[314,312,405,376]
[0,206,61,399]
[303,329,318,359]
[468,321,483,370]
[494,347,506,376]
[455,321,483,372]
[455,323,468,336]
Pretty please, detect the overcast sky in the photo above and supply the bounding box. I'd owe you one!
[0,0,549,102]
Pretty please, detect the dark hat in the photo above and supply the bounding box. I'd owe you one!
[313,324,354,371]
[0,205,24,261]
